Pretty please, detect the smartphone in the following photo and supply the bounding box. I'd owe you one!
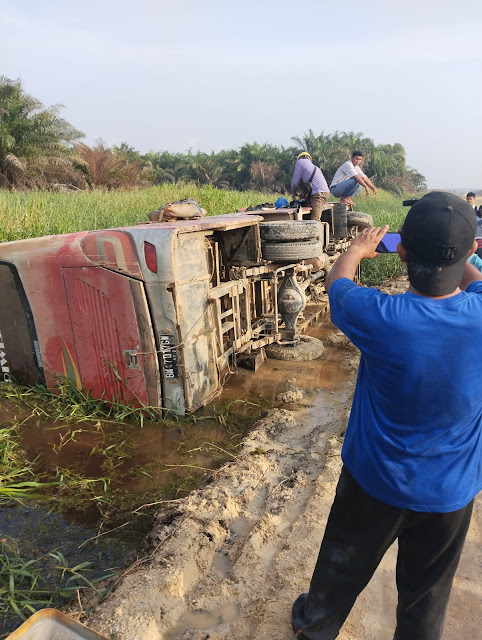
[376,232,401,253]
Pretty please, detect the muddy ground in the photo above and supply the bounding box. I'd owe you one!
[87,278,482,640]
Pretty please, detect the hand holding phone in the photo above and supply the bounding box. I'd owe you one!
[376,232,401,253]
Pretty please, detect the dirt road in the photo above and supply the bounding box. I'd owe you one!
[88,280,482,640]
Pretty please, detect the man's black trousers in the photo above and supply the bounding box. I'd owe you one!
[291,466,474,640]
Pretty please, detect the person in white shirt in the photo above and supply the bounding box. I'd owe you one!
[330,151,378,207]
[467,192,482,258]
[466,192,480,215]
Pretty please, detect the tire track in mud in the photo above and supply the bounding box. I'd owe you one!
[88,390,354,640]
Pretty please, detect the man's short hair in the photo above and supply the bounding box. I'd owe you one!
[467,192,476,199]
[401,192,476,296]
[351,150,363,158]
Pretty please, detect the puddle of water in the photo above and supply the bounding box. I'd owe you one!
[19,423,185,476]
[0,316,355,633]
[0,402,264,634]
[12,317,350,522]
[0,502,133,569]
[211,550,232,577]
[222,321,354,404]
[0,400,18,423]
[164,602,239,639]
[18,419,253,506]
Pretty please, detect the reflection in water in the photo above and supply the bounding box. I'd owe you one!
[16,320,355,519]
[18,420,249,507]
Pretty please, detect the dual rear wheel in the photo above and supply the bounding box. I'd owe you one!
[259,213,373,261]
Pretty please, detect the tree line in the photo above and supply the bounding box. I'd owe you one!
[0,76,426,195]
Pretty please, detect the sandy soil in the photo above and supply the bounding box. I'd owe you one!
[87,278,482,640]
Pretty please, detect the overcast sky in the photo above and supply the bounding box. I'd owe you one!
[1,0,481,189]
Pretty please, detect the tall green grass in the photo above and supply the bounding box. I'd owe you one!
[0,184,277,242]
[0,184,409,282]
[0,540,113,631]
[348,191,408,285]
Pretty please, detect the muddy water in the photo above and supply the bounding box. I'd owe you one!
[18,420,233,506]
[221,322,353,403]
[0,317,356,633]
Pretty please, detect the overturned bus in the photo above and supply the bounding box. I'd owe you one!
[0,203,371,413]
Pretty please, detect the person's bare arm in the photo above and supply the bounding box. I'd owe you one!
[459,261,482,290]
[352,173,377,196]
[362,175,378,195]
[353,174,371,195]
[325,225,389,292]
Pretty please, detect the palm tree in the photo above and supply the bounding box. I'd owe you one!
[187,151,229,187]
[74,141,154,189]
[0,76,84,189]
[144,150,191,184]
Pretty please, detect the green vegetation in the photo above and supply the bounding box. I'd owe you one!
[0,77,84,190]
[353,191,408,284]
[0,382,264,510]
[291,130,426,195]
[78,133,426,195]
[0,417,114,629]
[0,423,58,504]
[1,76,425,194]
[0,72,417,635]
[3,378,166,423]
[0,541,111,629]
[0,183,275,241]
[0,182,408,283]
[0,183,407,239]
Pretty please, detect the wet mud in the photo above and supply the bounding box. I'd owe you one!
[85,280,481,640]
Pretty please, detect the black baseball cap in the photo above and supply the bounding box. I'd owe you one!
[401,191,476,296]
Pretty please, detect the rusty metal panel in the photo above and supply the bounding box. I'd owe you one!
[63,267,160,407]
[176,233,212,281]
[81,231,143,278]
[0,211,348,414]
[172,278,220,411]
[134,213,263,234]
[0,232,98,393]
[216,226,262,264]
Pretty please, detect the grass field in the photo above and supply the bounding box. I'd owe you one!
[0,184,410,282]
[0,184,269,241]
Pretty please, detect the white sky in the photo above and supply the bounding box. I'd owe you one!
[1,0,481,189]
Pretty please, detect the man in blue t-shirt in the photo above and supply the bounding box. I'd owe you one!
[292,192,482,640]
